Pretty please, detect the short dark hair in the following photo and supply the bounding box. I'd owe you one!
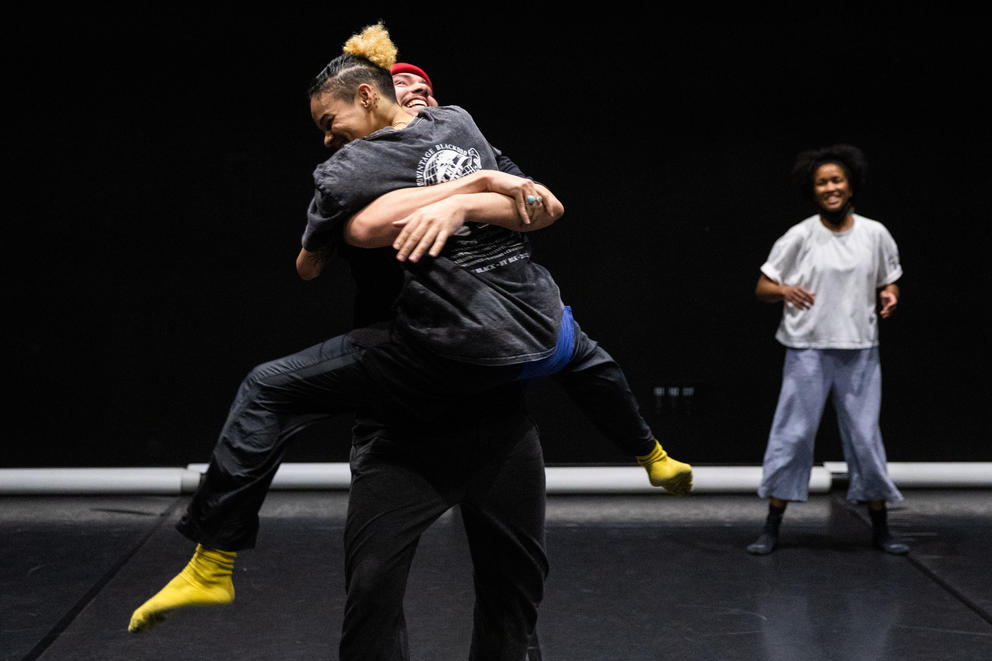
[308,53,398,103]
[791,144,868,202]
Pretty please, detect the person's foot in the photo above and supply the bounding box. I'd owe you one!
[746,503,785,555]
[746,531,777,555]
[873,533,910,555]
[636,441,693,495]
[868,505,909,555]
[128,544,237,632]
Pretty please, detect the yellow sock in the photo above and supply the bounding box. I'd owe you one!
[128,544,237,632]
[636,440,693,495]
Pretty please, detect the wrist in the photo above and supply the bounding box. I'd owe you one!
[460,170,491,194]
[446,194,471,220]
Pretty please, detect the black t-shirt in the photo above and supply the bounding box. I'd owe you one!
[303,106,563,366]
[344,146,530,330]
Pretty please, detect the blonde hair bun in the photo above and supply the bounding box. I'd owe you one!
[342,22,398,71]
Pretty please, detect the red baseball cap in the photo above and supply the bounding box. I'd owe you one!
[390,62,433,93]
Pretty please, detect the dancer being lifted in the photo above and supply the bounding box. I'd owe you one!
[128,23,692,638]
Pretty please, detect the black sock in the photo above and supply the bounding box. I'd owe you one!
[766,503,785,531]
[748,503,785,554]
[869,505,893,543]
[868,505,909,553]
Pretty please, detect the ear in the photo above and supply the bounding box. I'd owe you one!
[357,83,377,110]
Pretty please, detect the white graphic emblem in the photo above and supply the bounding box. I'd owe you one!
[417,144,483,186]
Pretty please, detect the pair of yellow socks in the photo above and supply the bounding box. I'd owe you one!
[636,441,693,495]
[127,445,689,633]
[128,544,237,632]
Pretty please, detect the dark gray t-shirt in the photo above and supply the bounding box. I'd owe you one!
[302,105,563,366]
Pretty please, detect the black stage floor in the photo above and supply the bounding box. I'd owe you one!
[3,488,990,660]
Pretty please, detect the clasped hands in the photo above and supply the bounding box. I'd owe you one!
[392,171,545,263]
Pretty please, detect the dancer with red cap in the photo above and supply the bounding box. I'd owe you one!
[391,62,437,111]
[373,59,686,477]
[128,24,691,660]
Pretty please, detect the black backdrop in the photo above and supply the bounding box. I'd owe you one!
[7,6,990,468]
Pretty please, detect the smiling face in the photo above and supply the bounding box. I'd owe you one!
[309,88,378,152]
[812,162,853,214]
[392,72,438,116]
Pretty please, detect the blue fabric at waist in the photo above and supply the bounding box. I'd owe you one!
[516,306,575,380]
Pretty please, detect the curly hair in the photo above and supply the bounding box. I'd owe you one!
[308,22,398,103]
[791,144,868,202]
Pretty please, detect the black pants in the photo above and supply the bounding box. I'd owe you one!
[552,323,655,456]
[340,402,547,661]
[177,316,653,550]
[360,318,656,456]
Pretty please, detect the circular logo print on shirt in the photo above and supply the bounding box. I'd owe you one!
[417,144,482,186]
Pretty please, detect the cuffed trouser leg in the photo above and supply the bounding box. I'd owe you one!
[758,349,831,502]
[829,348,903,504]
[177,334,379,551]
[552,320,656,456]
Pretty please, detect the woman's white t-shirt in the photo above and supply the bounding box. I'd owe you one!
[760,214,902,349]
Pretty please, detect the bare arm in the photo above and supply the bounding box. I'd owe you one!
[296,176,500,280]
[344,170,563,248]
[296,247,327,281]
[344,173,488,248]
[755,273,815,310]
[296,170,564,279]
[391,189,563,263]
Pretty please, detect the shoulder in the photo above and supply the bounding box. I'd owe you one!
[315,142,365,171]
[436,104,470,116]
[854,213,885,229]
[779,215,819,242]
[313,143,367,189]
[422,104,474,123]
[312,156,338,192]
[854,214,896,239]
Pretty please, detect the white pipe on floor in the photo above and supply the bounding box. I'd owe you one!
[823,462,992,487]
[0,464,826,495]
[0,468,202,495]
[191,463,812,494]
[0,463,988,495]
[544,465,832,494]
[184,463,353,491]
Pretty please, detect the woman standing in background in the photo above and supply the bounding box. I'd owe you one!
[747,144,909,556]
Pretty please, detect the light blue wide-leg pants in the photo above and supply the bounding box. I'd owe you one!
[758,347,903,503]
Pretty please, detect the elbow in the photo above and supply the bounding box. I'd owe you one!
[542,200,564,227]
[755,275,775,302]
[296,259,318,281]
[523,201,564,233]
[296,250,323,281]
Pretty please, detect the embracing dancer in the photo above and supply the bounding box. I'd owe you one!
[129,24,692,656]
